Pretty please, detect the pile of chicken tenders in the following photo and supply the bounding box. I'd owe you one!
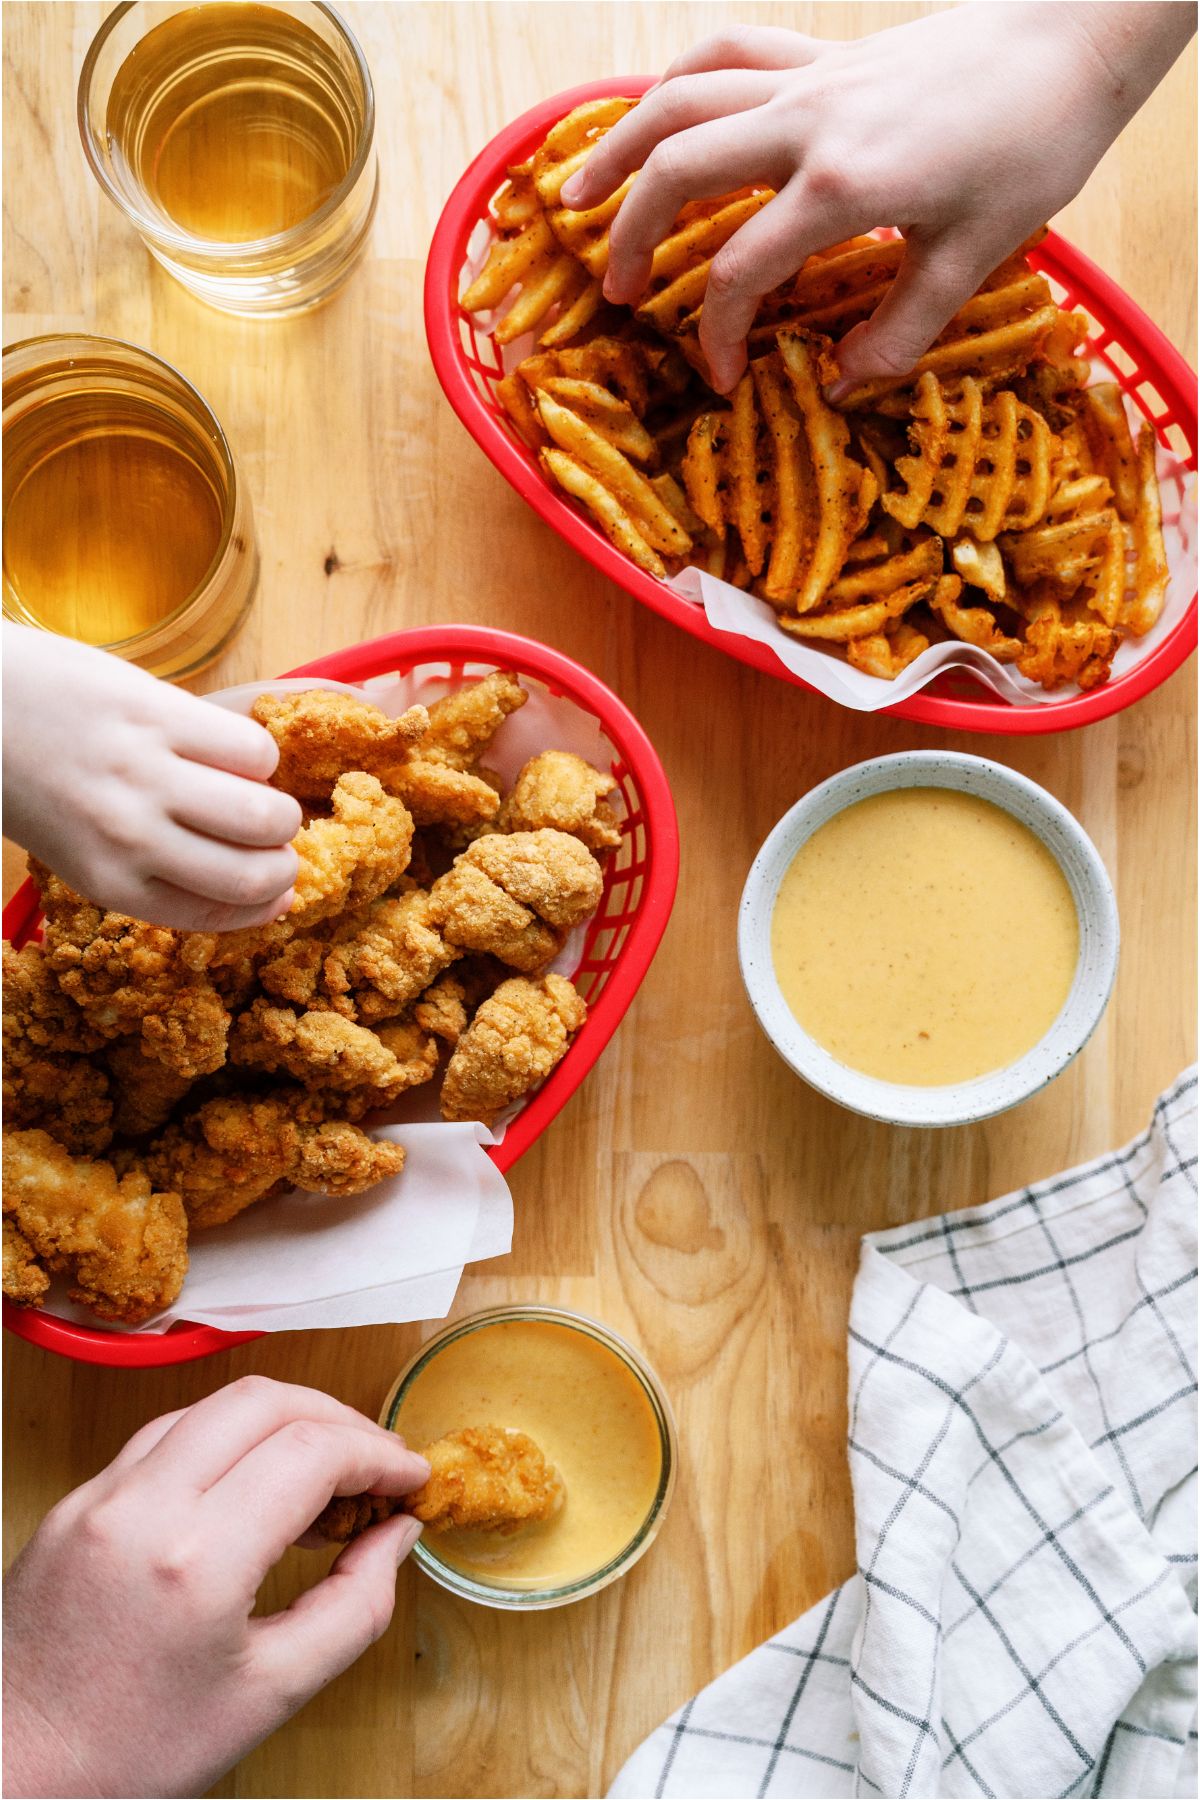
[3,672,619,1326]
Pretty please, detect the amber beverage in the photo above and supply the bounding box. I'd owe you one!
[78,3,377,315]
[3,337,257,679]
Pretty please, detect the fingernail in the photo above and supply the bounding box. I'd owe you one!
[395,1517,422,1562]
[824,379,854,406]
[560,174,585,208]
[409,1455,432,1484]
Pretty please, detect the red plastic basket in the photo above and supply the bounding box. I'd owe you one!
[3,625,679,1366]
[425,78,1197,735]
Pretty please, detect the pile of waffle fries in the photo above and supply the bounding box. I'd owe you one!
[461,98,1171,692]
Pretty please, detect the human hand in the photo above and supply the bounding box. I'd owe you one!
[562,3,1194,393]
[2,623,302,931]
[2,1377,430,1800]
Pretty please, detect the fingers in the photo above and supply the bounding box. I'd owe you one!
[826,231,990,396]
[602,113,794,304]
[252,1514,421,1698]
[149,823,298,911]
[128,1376,408,1495]
[660,27,823,81]
[99,1407,191,1478]
[203,1424,430,1585]
[699,186,859,391]
[164,694,282,782]
[166,762,303,849]
[131,878,296,934]
[562,70,777,210]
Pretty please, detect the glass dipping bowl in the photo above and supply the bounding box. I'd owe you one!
[382,1305,678,1611]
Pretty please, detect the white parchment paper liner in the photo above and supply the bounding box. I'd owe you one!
[42,663,618,1336]
[464,214,1196,715]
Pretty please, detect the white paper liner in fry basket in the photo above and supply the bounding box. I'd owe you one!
[42,665,620,1336]
[463,215,1197,714]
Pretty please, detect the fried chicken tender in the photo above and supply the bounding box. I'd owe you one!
[204,772,415,968]
[419,672,528,769]
[4,1217,50,1307]
[462,830,604,928]
[145,1094,407,1229]
[387,759,505,832]
[321,891,459,1023]
[313,1425,565,1542]
[498,751,622,851]
[429,863,564,972]
[33,868,230,1079]
[441,974,587,1126]
[230,999,438,1103]
[105,1040,195,1138]
[412,961,503,1044]
[2,1128,187,1323]
[405,1426,566,1532]
[252,690,430,802]
[3,944,115,1154]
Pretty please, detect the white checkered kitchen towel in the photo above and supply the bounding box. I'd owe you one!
[612,1072,1198,1800]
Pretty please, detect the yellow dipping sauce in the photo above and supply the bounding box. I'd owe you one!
[770,788,1079,1086]
[392,1317,665,1591]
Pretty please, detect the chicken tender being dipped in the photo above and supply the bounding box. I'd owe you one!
[440,974,587,1126]
[314,1424,565,1542]
[405,1425,565,1532]
[498,751,622,851]
[2,1128,187,1323]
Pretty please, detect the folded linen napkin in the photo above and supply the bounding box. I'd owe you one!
[611,1072,1198,1800]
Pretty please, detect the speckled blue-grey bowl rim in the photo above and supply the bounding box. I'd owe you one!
[738,752,1120,1129]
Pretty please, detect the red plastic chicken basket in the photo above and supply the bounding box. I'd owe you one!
[425,77,1197,735]
[3,626,679,1366]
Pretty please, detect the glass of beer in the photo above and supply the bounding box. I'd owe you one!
[78,2,378,316]
[3,336,258,680]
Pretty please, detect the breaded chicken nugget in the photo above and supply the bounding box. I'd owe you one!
[440,974,587,1126]
[498,751,622,850]
[253,690,430,801]
[230,999,437,1102]
[463,830,604,928]
[405,1426,565,1532]
[2,1128,187,1323]
[419,672,528,769]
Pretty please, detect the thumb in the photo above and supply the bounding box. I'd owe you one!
[825,231,985,400]
[251,1514,422,1702]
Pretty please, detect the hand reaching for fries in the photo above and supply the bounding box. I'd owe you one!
[2,624,302,932]
[561,4,1195,394]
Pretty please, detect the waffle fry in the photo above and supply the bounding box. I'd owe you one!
[464,95,1175,693]
[883,377,1054,540]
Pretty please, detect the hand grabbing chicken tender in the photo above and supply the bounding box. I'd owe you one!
[405,1426,565,1532]
[252,691,430,802]
[498,751,622,851]
[314,1424,565,1542]
[2,1128,187,1323]
[440,974,587,1126]
[203,772,415,969]
[145,1094,407,1230]
[230,999,437,1104]
[33,867,231,1080]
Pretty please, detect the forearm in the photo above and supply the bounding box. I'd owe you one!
[1051,2,1195,131]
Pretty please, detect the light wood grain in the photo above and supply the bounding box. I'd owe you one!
[3,7,1196,1797]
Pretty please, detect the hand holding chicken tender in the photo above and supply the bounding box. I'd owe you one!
[315,1424,565,1541]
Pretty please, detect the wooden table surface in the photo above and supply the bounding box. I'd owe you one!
[3,6,1196,1796]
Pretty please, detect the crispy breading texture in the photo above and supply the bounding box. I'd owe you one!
[462,830,604,928]
[405,1426,566,1532]
[4,1217,51,1307]
[253,690,430,801]
[2,1128,187,1323]
[3,945,114,1154]
[441,973,587,1126]
[33,869,231,1079]
[230,999,437,1102]
[497,752,621,850]
[145,1094,407,1230]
